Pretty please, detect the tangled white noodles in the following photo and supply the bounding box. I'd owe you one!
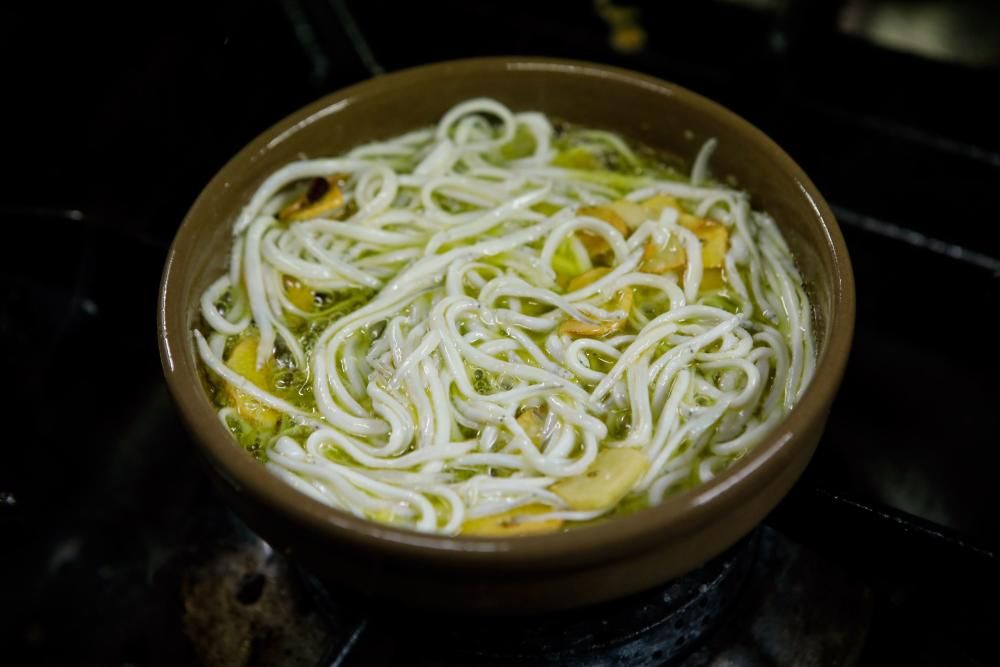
[196,98,815,534]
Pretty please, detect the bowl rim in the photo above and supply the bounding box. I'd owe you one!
[158,56,855,568]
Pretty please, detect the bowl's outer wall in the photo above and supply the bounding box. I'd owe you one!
[159,58,854,613]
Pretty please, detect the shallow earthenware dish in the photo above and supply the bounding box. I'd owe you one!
[158,57,854,613]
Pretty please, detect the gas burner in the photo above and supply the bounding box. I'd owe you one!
[682,527,872,666]
[282,526,869,666]
[356,532,756,667]
[171,517,336,667]
[155,519,871,665]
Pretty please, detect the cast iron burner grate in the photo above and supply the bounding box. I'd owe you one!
[294,526,871,666]
[146,495,873,667]
[383,536,750,666]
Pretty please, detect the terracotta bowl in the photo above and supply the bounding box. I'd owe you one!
[158,57,854,613]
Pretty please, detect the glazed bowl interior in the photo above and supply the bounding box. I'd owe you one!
[159,57,854,610]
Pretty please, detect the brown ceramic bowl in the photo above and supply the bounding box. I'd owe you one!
[158,57,854,614]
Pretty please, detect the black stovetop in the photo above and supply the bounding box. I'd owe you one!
[2,1,998,665]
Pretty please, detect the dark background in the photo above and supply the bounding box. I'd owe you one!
[1,1,998,665]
